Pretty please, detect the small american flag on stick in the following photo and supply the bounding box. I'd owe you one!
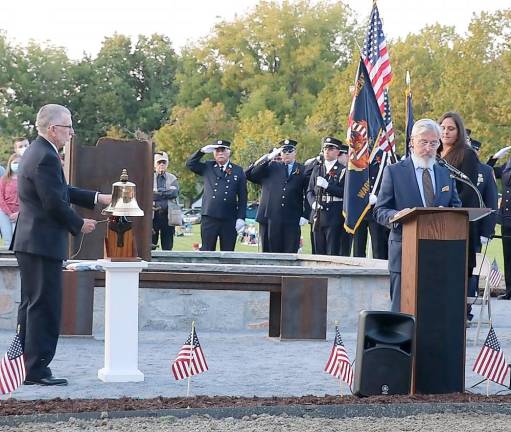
[324,326,354,388]
[0,334,26,394]
[473,326,509,386]
[171,327,208,381]
[488,259,503,288]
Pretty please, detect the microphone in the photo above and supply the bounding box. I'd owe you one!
[435,156,469,180]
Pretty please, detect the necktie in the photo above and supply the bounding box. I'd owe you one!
[422,168,435,207]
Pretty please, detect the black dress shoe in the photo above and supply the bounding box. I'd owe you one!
[498,293,511,300]
[24,376,68,386]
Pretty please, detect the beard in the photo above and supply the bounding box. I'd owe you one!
[411,152,435,170]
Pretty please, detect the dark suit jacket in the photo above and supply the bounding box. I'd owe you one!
[186,151,247,220]
[245,158,306,225]
[12,136,97,260]
[374,157,461,273]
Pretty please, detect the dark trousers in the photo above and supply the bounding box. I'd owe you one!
[258,223,270,252]
[353,218,389,259]
[339,229,353,257]
[152,210,175,250]
[268,220,300,253]
[16,252,62,380]
[314,225,341,255]
[200,215,236,251]
[389,271,401,312]
[503,225,511,295]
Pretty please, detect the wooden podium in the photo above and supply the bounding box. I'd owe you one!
[391,207,492,394]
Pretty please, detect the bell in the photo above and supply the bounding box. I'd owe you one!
[102,169,144,217]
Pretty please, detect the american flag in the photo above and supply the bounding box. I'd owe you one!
[489,259,503,288]
[171,328,208,381]
[324,326,354,388]
[473,326,509,386]
[361,2,395,152]
[0,334,26,394]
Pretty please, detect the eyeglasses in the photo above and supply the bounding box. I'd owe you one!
[415,139,440,148]
[281,148,295,154]
[52,125,74,130]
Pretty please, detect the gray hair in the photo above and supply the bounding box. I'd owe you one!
[411,118,441,139]
[35,104,71,134]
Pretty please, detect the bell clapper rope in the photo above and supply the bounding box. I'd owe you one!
[70,218,109,259]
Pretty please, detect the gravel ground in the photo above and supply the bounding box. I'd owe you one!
[3,412,511,432]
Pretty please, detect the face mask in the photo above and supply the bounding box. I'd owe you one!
[10,162,19,173]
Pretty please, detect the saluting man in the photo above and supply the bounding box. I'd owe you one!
[307,137,350,256]
[246,139,308,253]
[186,140,247,251]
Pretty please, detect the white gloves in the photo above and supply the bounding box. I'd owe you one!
[268,147,283,160]
[480,236,490,245]
[299,217,309,226]
[369,193,378,205]
[316,176,329,189]
[201,144,217,153]
[235,218,245,233]
[311,202,323,210]
[494,146,511,159]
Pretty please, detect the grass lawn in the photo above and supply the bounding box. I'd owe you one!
[171,223,505,270]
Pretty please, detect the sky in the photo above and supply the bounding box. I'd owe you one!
[0,0,509,60]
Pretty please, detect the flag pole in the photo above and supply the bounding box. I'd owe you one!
[334,320,343,397]
[186,321,195,398]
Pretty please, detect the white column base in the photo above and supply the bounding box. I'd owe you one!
[97,259,148,383]
[98,367,144,382]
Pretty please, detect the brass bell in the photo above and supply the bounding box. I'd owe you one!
[102,169,144,217]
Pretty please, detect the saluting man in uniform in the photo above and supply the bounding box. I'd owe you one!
[307,137,350,256]
[245,139,308,253]
[186,140,247,251]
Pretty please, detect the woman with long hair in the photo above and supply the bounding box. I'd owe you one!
[0,153,20,247]
[438,112,480,319]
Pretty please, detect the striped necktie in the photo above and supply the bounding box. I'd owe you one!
[422,168,434,207]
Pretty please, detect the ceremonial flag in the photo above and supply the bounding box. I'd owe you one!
[0,334,26,394]
[344,59,387,233]
[171,327,208,381]
[324,326,354,388]
[362,1,395,152]
[488,259,503,288]
[473,326,509,386]
[405,71,414,158]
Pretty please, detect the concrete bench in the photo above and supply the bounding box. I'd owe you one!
[93,271,328,340]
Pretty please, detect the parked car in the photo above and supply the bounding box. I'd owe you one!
[182,208,202,224]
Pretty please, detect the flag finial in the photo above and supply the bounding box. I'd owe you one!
[406,71,411,87]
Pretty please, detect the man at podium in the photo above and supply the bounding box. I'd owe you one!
[374,119,461,312]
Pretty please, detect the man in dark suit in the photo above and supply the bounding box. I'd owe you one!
[374,119,461,312]
[307,137,349,255]
[13,104,110,386]
[245,139,308,253]
[186,140,247,251]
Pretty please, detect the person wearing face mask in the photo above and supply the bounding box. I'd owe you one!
[374,119,461,312]
[14,137,29,157]
[0,153,20,247]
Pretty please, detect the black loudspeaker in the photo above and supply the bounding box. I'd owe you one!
[353,311,415,396]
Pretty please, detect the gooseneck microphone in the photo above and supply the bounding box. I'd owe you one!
[435,155,485,208]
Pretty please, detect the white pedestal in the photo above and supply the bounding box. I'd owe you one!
[97,259,148,382]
